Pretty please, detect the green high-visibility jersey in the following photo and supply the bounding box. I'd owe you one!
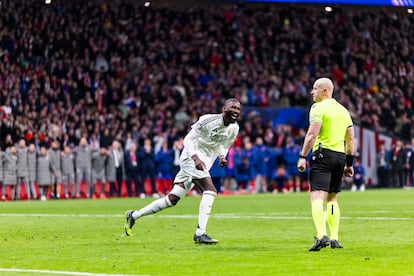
[309,98,353,153]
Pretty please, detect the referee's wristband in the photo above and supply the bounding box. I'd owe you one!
[346,155,354,167]
[299,155,307,159]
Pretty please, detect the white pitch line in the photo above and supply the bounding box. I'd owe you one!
[160,214,413,221]
[0,213,122,218]
[0,268,146,276]
[0,213,412,221]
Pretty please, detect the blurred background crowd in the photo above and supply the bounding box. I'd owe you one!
[1,0,414,200]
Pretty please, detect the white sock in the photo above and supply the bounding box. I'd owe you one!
[195,191,216,236]
[132,196,172,219]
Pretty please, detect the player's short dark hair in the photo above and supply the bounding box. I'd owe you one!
[224,98,240,106]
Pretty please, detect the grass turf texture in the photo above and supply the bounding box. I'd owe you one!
[1,189,413,276]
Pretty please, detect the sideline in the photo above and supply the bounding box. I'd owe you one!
[0,213,412,221]
[0,268,146,276]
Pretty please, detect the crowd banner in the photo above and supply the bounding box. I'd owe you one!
[354,126,393,186]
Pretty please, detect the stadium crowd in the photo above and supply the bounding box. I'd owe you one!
[1,0,414,200]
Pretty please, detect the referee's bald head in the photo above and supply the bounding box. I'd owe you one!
[315,78,334,97]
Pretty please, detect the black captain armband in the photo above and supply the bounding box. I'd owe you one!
[346,155,354,167]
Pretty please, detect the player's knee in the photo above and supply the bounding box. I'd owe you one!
[205,186,217,194]
[205,182,217,194]
[167,194,180,205]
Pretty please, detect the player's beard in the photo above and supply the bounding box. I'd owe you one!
[224,111,238,124]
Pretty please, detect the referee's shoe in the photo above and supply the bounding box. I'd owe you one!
[309,235,330,251]
[330,239,343,249]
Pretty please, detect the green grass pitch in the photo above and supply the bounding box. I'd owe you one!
[1,189,414,276]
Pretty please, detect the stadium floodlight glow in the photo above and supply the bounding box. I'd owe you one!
[45,0,51,4]
[243,0,414,6]
[408,8,413,13]
[325,6,333,12]
[144,1,150,7]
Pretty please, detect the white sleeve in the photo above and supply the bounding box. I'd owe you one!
[219,146,229,158]
[183,127,199,157]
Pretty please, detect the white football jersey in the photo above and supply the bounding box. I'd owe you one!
[182,113,239,170]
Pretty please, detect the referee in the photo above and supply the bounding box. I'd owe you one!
[297,78,355,251]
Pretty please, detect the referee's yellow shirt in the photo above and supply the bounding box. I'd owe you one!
[309,98,353,153]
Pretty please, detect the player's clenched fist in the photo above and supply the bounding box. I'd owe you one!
[219,155,227,167]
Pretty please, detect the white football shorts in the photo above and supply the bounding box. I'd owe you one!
[173,157,211,191]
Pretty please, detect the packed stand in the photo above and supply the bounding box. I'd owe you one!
[1,1,414,199]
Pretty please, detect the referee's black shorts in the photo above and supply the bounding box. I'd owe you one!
[309,148,346,193]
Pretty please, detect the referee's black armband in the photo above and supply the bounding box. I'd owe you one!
[346,155,354,167]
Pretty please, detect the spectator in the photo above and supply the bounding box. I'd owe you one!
[89,133,101,153]
[283,136,301,192]
[252,137,270,194]
[242,141,256,192]
[376,143,391,188]
[153,130,166,155]
[100,128,114,149]
[351,158,366,192]
[390,140,406,188]
[172,138,184,179]
[124,142,141,198]
[139,138,159,198]
[222,146,238,194]
[155,141,174,196]
[235,156,254,192]
[124,132,136,154]
[106,140,125,197]
[404,140,413,187]
[272,164,290,194]
[408,138,414,188]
